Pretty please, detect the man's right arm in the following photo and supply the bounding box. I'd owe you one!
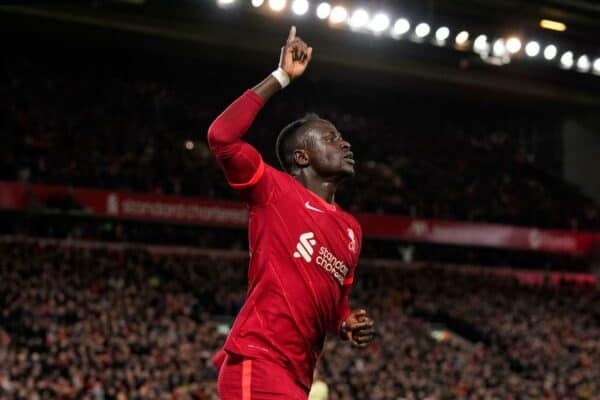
[206,26,312,189]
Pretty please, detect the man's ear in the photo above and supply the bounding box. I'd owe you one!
[293,149,309,168]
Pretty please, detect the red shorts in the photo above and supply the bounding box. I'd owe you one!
[217,353,308,400]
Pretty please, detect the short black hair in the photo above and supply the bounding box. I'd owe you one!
[276,113,321,173]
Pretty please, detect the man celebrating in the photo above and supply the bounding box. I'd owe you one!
[207,26,375,399]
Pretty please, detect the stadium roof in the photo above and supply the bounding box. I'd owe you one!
[2,0,600,106]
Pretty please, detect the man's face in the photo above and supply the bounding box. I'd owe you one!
[303,119,354,179]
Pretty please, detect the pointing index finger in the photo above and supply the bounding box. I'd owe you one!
[287,25,296,42]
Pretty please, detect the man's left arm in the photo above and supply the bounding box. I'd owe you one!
[333,229,375,348]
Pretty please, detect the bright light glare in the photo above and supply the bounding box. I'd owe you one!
[540,19,566,32]
[268,0,286,12]
[560,51,574,69]
[492,39,506,57]
[217,0,235,5]
[506,37,521,54]
[291,0,309,15]
[185,140,194,150]
[576,55,590,72]
[369,13,390,32]
[349,9,369,28]
[415,22,430,38]
[473,35,488,53]
[329,5,347,24]
[316,2,331,19]
[594,58,600,74]
[455,31,469,45]
[251,0,264,7]
[391,18,410,37]
[435,27,450,41]
[543,44,557,60]
[525,41,540,57]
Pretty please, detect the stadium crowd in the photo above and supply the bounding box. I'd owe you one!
[1,55,598,230]
[1,241,599,399]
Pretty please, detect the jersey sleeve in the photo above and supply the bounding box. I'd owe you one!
[207,90,285,206]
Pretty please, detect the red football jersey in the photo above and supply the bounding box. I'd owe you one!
[208,90,362,390]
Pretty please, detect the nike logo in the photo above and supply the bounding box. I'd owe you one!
[305,201,324,213]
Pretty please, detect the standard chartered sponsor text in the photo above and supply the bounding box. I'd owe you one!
[316,246,349,285]
[122,199,248,225]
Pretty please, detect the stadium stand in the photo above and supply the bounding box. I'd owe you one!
[1,239,598,399]
[1,55,598,230]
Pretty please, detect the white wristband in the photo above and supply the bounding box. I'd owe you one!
[271,68,290,89]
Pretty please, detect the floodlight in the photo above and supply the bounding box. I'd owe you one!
[593,58,600,74]
[349,9,369,28]
[369,13,390,32]
[316,2,330,19]
[492,39,506,57]
[268,0,286,12]
[391,18,410,37]
[543,44,557,60]
[329,5,347,24]
[506,37,521,54]
[525,41,540,57]
[473,35,488,53]
[435,27,450,42]
[251,0,264,7]
[455,31,469,45]
[415,22,430,38]
[291,0,309,15]
[560,51,574,69]
[576,55,590,72]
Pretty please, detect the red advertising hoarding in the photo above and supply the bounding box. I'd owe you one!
[1,181,598,255]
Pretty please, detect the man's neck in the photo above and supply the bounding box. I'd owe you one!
[296,173,337,204]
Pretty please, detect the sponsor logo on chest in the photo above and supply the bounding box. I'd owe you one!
[293,231,349,285]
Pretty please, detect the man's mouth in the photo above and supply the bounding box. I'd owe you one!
[343,152,355,164]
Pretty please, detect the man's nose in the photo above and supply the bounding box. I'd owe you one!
[340,140,351,150]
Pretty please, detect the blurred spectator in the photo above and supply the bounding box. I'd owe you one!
[1,55,598,230]
[1,240,599,399]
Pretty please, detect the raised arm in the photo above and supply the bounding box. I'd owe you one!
[206,26,312,188]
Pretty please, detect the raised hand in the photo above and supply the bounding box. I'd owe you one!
[279,26,313,80]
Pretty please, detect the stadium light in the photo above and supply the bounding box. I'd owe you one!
[316,2,330,19]
[329,5,347,24]
[506,37,521,54]
[185,140,195,150]
[435,26,450,42]
[268,0,286,12]
[540,19,566,32]
[349,9,369,29]
[543,44,557,60]
[473,34,488,53]
[560,51,574,69]
[492,39,506,57]
[391,18,410,37]
[525,41,540,57]
[415,22,431,38]
[369,13,390,33]
[455,30,469,46]
[576,55,591,72]
[594,58,600,75]
[217,0,235,6]
[239,0,599,77]
[291,0,309,15]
